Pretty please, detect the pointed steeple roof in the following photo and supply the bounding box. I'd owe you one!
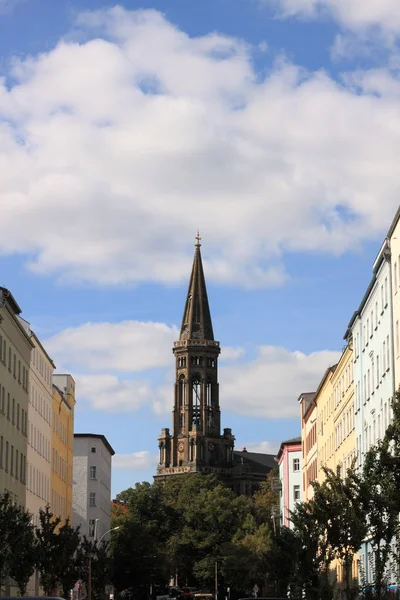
[179,232,214,342]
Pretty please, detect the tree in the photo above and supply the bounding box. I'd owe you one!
[0,493,37,595]
[35,506,81,596]
[8,504,38,595]
[290,499,330,600]
[77,537,112,600]
[311,465,367,600]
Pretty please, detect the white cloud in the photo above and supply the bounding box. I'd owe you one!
[221,346,340,418]
[45,321,178,372]
[75,374,153,412]
[49,319,339,418]
[220,346,245,361]
[113,450,157,470]
[0,7,398,287]
[237,440,280,454]
[265,0,400,34]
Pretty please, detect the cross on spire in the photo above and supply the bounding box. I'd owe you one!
[195,230,201,247]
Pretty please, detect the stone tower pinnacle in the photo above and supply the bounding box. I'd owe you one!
[179,231,214,342]
[155,234,235,480]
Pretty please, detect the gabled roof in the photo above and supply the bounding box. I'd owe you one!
[179,234,214,342]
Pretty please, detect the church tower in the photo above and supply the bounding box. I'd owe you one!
[155,234,235,479]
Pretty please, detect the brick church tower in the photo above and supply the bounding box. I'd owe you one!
[155,233,235,480]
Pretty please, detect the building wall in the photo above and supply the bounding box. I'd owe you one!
[51,375,75,524]
[73,435,113,542]
[350,241,395,584]
[25,332,54,527]
[278,443,302,528]
[0,292,31,506]
[332,346,355,474]
[352,246,394,466]
[300,399,317,501]
[390,214,400,392]
[316,369,336,482]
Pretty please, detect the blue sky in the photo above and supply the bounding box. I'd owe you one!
[0,0,399,495]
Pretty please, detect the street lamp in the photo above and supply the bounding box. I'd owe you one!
[97,526,120,545]
[88,527,120,600]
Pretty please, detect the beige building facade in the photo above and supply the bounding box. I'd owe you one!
[332,346,355,474]
[26,331,55,527]
[0,288,32,506]
[315,366,337,481]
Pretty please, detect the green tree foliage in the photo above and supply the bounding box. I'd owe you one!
[0,492,37,594]
[8,503,38,595]
[35,506,81,596]
[310,465,367,600]
[76,536,113,600]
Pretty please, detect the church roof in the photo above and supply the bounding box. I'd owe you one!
[179,233,215,342]
[233,450,276,474]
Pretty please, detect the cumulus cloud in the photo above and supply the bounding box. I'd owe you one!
[45,320,178,372]
[237,440,280,454]
[265,0,400,34]
[75,374,154,412]
[113,450,157,470]
[221,346,340,418]
[48,319,339,417]
[220,346,245,361]
[0,7,398,287]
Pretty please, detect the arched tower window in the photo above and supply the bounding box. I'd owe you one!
[178,376,185,408]
[192,377,201,426]
[206,381,212,407]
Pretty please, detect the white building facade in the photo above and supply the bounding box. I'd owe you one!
[73,433,114,542]
[276,437,302,529]
[389,208,400,392]
[349,238,395,583]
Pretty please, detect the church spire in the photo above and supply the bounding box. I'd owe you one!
[180,232,214,342]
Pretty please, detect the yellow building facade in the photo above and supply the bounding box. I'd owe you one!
[51,374,75,524]
[332,346,355,474]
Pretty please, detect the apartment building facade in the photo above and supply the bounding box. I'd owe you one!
[276,436,302,528]
[389,208,400,391]
[331,345,355,474]
[347,238,395,583]
[24,330,55,527]
[52,375,75,523]
[299,392,317,501]
[73,433,114,542]
[0,288,32,506]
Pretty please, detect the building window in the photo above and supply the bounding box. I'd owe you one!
[91,447,96,453]
[293,458,300,472]
[88,519,96,537]
[89,492,96,507]
[294,485,301,501]
[89,466,97,479]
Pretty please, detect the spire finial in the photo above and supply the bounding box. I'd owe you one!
[195,230,201,247]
